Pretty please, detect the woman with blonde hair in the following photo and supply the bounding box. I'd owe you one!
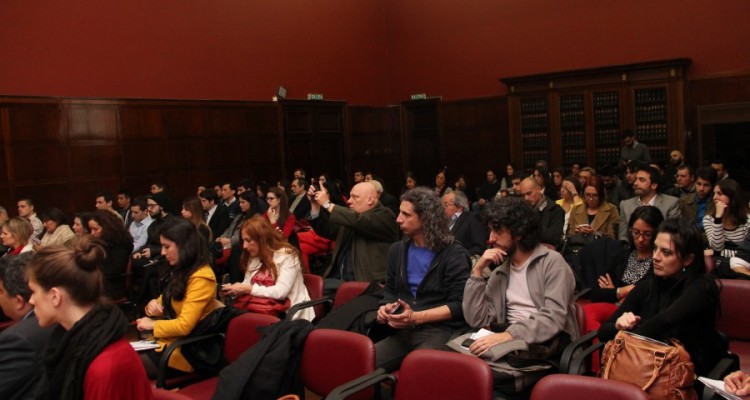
[1,217,35,256]
[220,216,313,321]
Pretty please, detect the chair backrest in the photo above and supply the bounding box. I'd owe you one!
[303,273,326,320]
[224,313,280,363]
[574,302,587,336]
[395,349,493,400]
[333,281,371,309]
[578,237,623,292]
[531,374,648,400]
[301,329,375,400]
[718,279,750,341]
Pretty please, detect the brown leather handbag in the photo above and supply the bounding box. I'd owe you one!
[600,331,696,400]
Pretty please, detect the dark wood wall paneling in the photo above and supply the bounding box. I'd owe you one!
[347,105,402,195]
[0,98,280,217]
[440,96,509,194]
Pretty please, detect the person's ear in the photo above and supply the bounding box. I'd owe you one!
[682,254,695,268]
[49,287,62,307]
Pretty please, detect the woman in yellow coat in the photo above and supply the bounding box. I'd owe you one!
[568,175,620,239]
[136,219,222,377]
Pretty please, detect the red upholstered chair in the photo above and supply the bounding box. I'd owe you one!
[333,281,371,309]
[301,329,376,400]
[717,279,750,365]
[176,313,280,398]
[152,388,192,400]
[287,273,328,321]
[531,374,648,400]
[327,349,493,400]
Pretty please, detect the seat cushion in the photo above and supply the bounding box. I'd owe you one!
[177,377,218,399]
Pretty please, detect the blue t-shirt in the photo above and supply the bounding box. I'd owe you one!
[407,243,436,297]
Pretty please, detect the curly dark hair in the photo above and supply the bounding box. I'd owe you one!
[483,196,540,252]
[90,210,133,247]
[400,187,453,252]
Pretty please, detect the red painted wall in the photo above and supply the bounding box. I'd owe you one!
[1,1,748,105]
[0,1,392,105]
[382,0,750,101]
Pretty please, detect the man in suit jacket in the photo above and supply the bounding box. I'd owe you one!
[618,166,681,241]
[289,178,311,221]
[679,166,717,232]
[443,190,487,257]
[200,188,230,239]
[0,253,55,400]
[518,177,565,248]
[308,182,400,288]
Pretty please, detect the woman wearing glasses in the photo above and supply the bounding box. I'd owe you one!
[568,175,620,239]
[264,187,297,241]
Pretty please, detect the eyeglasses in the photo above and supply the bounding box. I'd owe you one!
[630,228,653,239]
[266,197,277,201]
[584,193,599,198]
[443,202,455,207]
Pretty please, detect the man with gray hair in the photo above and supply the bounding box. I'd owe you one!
[374,187,471,371]
[0,253,54,399]
[442,190,487,257]
[518,177,565,248]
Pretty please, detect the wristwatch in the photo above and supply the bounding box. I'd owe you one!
[322,201,331,210]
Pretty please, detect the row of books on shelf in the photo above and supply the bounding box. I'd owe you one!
[520,98,547,113]
[635,103,667,122]
[523,150,549,167]
[649,145,670,161]
[595,129,622,146]
[560,95,584,110]
[592,92,619,107]
[561,130,585,146]
[560,110,585,127]
[595,147,621,163]
[562,148,586,163]
[521,132,549,148]
[635,124,668,141]
[593,107,620,125]
[634,88,667,104]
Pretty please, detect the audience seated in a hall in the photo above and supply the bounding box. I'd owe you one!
[307,180,399,291]
[599,218,725,377]
[433,169,450,198]
[620,129,651,165]
[0,206,8,254]
[473,169,501,212]
[662,150,685,188]
[89,210,134,300]
[132,192,178,306]
[463,197,578,396]
[220,216,314,321]
[442,190,487,258]
[72,212,93,237]
[375,188,470,371]
[37,207,76,249]
[577,166,595,189]
[200,189,230,241]
[31,237,153,399]
[551,167,565,199]
[116,188,134,227]
[600,165,627,207]
[136,219,222,380]
[711,158,730,181]
[150,181,166,194]
[453,173,477,204]
[218,191,263,283]
[584,206,663,335]
[556,176,582,235]
[703,179,750,260]
[568,175,620,239]
[263,187,298,247]
[288,177,311,221]
[17,198,43,239]
[296,180,346,274]
[402,171,417,195]
[500,164,515,190]
[181,195,212,245]
[518,177,565,249]
[680,166,717,233]
[1,217,35,257]
[618,166,681,242]
[129,196,153,255]
[0,253,55,400]
[618,161,644,202]
[533,167,559,202]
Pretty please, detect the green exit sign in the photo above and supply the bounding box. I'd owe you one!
[411,93,427,100]
[307,93,324,100]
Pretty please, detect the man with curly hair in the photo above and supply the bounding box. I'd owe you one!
[374,187,471,371]
[462,197,578,395]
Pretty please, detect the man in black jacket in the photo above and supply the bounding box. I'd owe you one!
[374,187,471,371]
[518,177,565,249]
[443,190,487,258]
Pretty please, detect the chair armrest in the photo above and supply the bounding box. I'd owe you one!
[285,296,333,321]
[326,368,392,400]
[568,337,605,376]
[560,330,599,374]
[156,333,224,388]
[574,288,591,301]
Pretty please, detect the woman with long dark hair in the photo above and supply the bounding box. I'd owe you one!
[136,219,222,378]
[704,178,750,259]
[217,190,263,282]
[72,212,93,237]
[38,208,76,249]
[220,216,313,320]
[29,237,152,399]
[181,195,212,243]
[89,210,134,300]
[264,186,297,240]
[599,217,725,376]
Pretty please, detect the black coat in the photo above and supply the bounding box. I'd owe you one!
[450,212,488,257]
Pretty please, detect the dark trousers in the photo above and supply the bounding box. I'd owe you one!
[374,324,457,371]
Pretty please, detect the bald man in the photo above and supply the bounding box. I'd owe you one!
[518,177,565,248]
[308,182,400,287]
